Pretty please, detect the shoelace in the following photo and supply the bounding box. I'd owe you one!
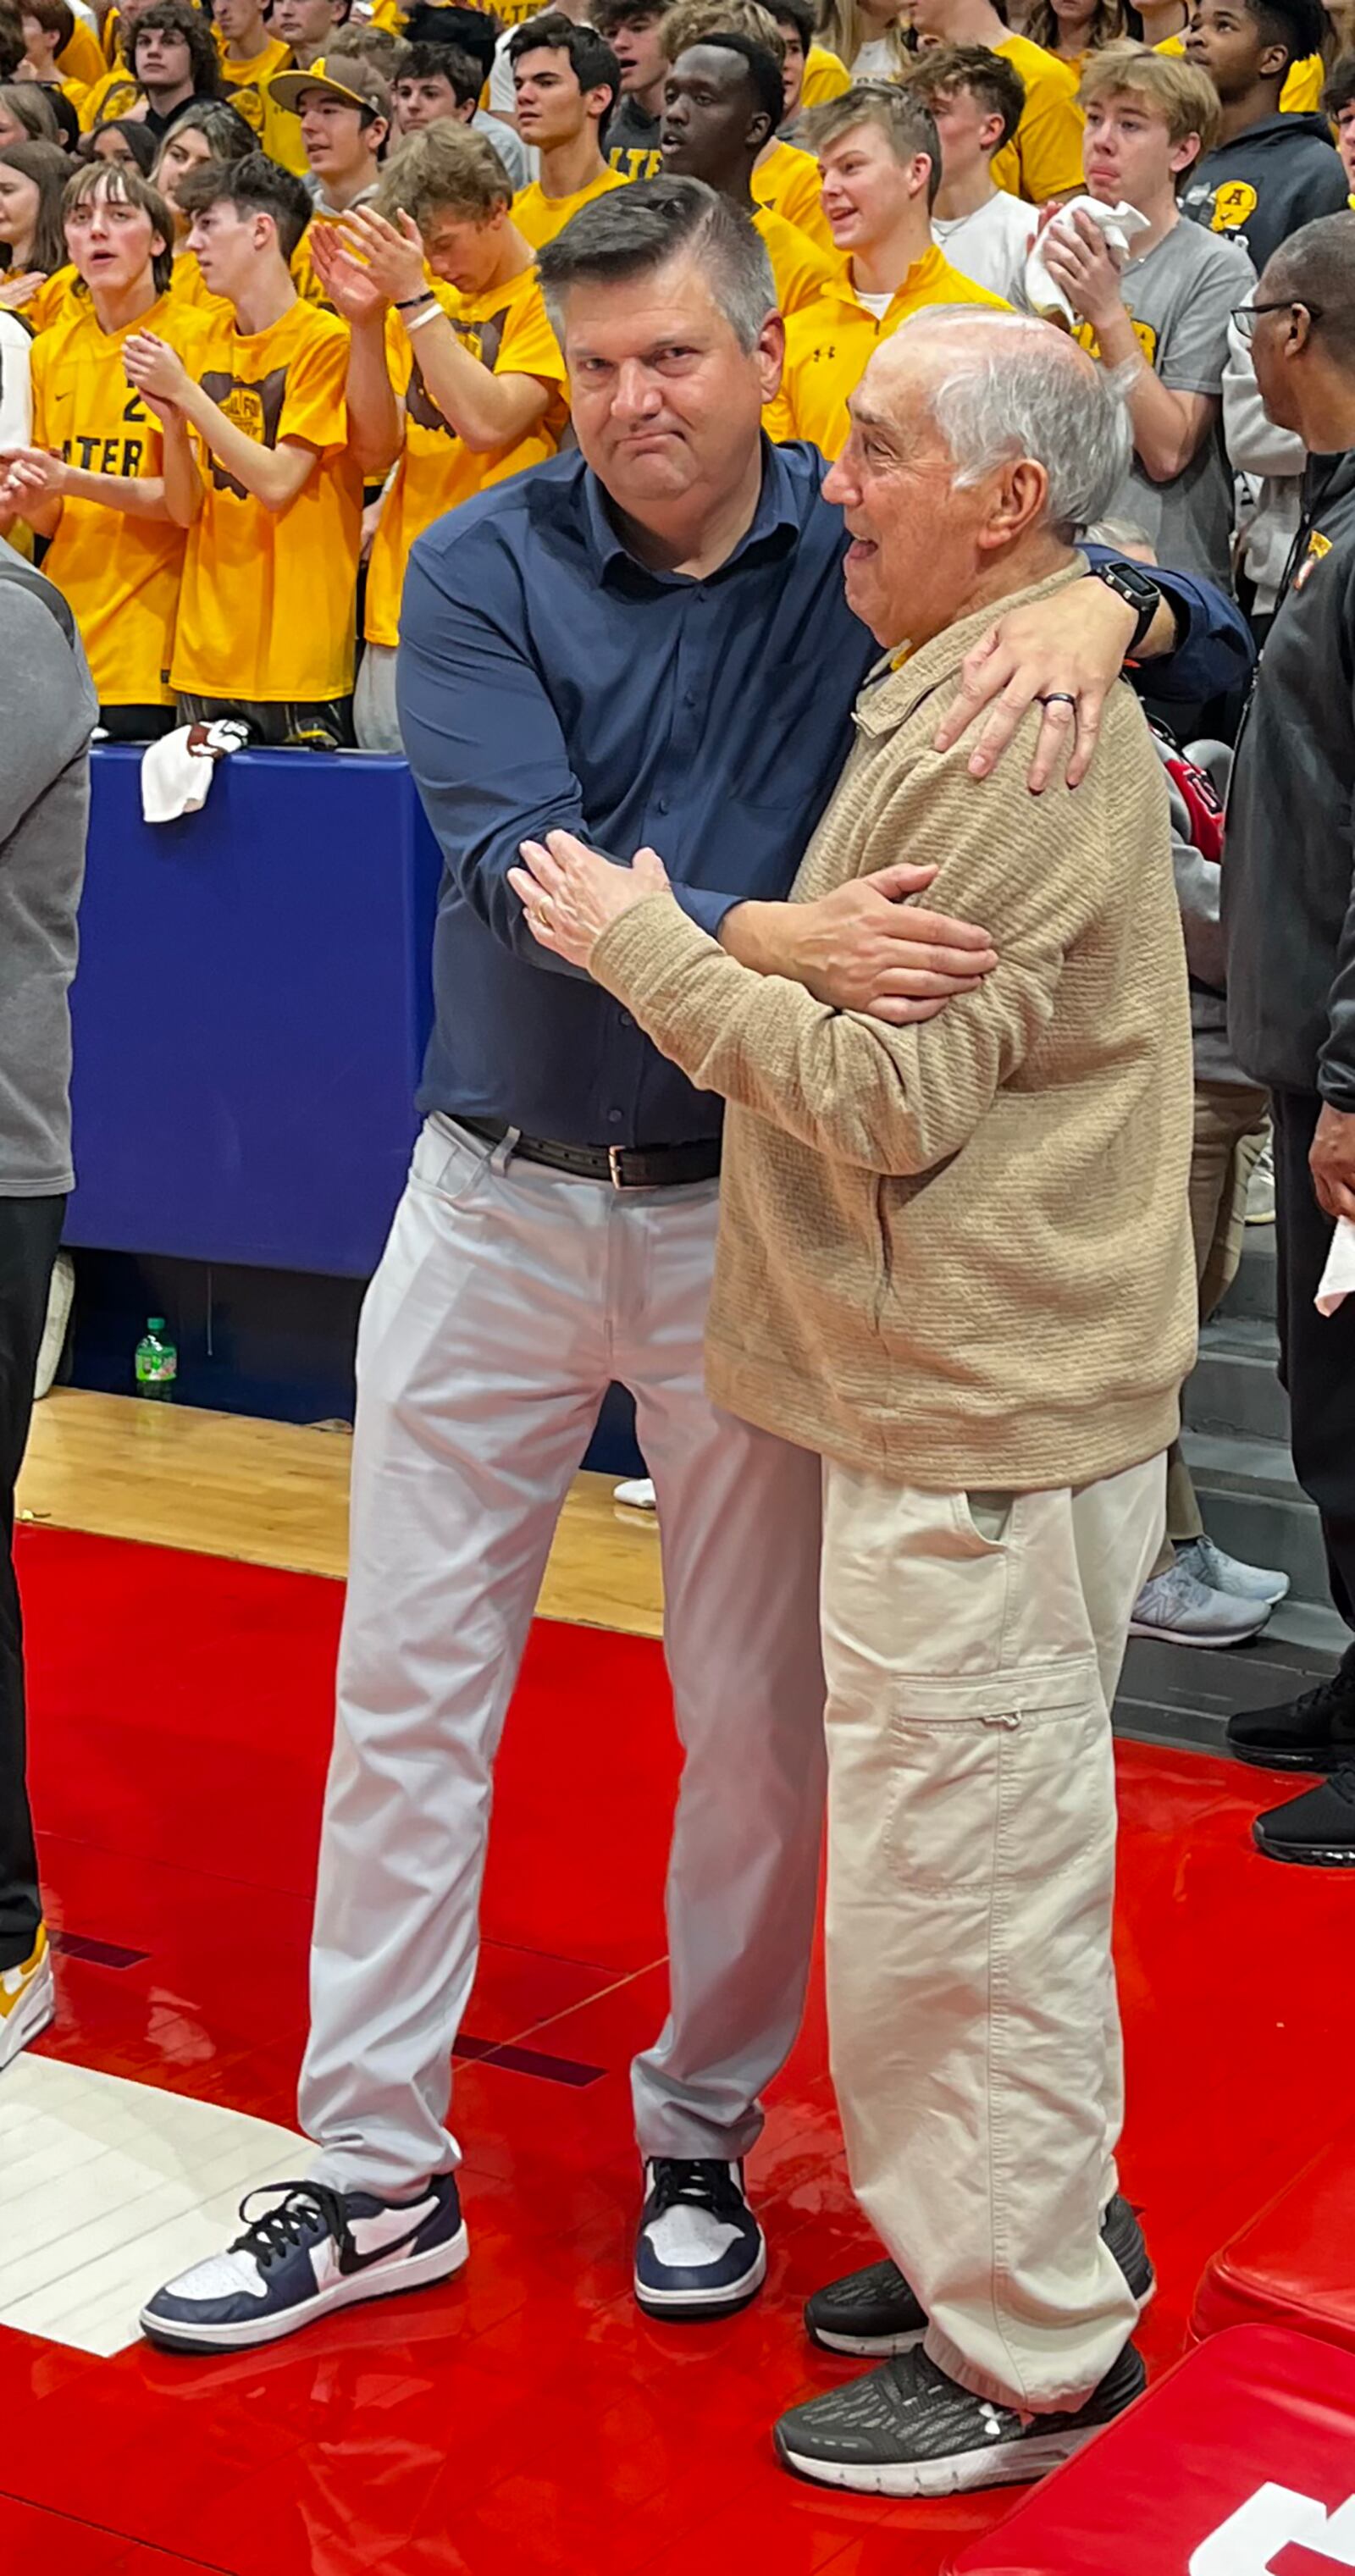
[229,2180,353,2273]
[648,2158,745,2219]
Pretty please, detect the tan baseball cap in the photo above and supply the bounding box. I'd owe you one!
[268,53,393,117]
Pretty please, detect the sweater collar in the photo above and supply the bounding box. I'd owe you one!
[853,561,1085,738]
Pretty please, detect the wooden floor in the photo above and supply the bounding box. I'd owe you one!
[17,1389,664,1640]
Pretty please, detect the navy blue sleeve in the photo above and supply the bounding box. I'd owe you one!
[1081,545,1255,705]
[395,538,598,980]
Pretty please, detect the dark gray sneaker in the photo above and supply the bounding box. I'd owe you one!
[773,2340,1146,2497]
[804,2193,1153,2358]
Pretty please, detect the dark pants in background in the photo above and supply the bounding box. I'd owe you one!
[0,1194,64,1971]
[1273,1090,1355,1635]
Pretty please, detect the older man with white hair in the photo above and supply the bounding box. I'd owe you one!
[512,307,1196,2500]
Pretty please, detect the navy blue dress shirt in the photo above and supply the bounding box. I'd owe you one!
[397,439,1253,1150]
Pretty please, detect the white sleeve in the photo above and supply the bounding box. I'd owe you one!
[489,27,517,117]
[0,316,32,451]
[1223,299,1307,478]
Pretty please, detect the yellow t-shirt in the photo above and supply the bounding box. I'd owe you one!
[30,291,204,706]
[259,65,312,179]
[218,36,293,135]
[753,202,842,317]
[754,136,836,254]
[365,263,568,650]
[511,167,629,248]
[17,264,81,332]
[766,244,1009,456]
[56,18,104,86]
[172,296,362,700]
[989,33,1084,202]
[77,63,141,129]
[800,41,851,108]
[102,6,123,64]
[1154,29,1321,111]
[167,248,231,315]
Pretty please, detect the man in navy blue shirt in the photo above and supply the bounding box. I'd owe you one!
[141,180,1248,2362]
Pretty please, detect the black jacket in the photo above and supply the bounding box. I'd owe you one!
[1225,447,1355,1107]
[1181,113,1349,279]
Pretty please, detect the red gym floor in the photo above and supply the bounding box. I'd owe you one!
[8,1526,1355,2575]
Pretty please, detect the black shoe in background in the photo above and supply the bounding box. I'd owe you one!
[1253,1766,1355,1866]
[1225,1652,1355,1772]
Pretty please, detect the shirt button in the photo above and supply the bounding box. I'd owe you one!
[618,1010,633,1029]
[655,796,670,814]
[683,691,696,709]
[607,1108,622,1125]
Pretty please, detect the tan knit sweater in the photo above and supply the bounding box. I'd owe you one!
[591,565,1197,1490]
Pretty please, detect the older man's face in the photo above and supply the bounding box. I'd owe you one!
[822,339,987,648]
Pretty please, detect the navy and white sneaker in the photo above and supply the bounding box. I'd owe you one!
[774,2341,1146,2498]
[140,2175,468,2354]
[633,2159,766,2321]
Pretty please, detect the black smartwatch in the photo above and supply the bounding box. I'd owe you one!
[1091,557,1163,656]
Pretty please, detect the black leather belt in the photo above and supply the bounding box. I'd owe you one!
[461,1118,720,1191]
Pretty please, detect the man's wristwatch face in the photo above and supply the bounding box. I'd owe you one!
[1093,560,1161,655]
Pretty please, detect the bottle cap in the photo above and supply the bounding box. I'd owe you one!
[147,1318,166,1333]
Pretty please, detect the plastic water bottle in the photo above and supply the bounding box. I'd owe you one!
[134,1317,177,1401]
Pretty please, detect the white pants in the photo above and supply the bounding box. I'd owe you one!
[821,1455,1165,2413]
[301,1116,827,2194]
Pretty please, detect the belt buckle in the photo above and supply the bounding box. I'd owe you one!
[607,1145,628,1190]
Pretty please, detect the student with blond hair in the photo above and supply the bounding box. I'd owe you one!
[1040,44,1253,584]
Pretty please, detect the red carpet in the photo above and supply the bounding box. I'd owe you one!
[8,1524,1355,2575]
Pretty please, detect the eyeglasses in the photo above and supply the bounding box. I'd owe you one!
[1231,298,1336,341]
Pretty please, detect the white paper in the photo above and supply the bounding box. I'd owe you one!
[1316,1216,1355,1316]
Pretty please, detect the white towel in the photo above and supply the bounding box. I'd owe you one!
[140,719,250,825]
[1024,196,1151,329]
[1316,1217,1355,1316]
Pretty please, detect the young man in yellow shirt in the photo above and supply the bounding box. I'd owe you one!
[269,49,390,297]
[911,0,1085,200]
[78,0,161,127]
[766,84,1007,453]
[123,150,363,744]
[210,0,291,134]
[262,0,351,174]
[309,122,569,749]
[508,11,628,246]
[0,159,202,736]
[660,30,840,311]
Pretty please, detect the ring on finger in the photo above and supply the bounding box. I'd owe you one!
[1036,692,1077,710]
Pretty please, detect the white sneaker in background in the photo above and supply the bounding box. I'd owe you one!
[1129,1558,1272,1649]
[34,1252,73,1401]
[614,1477,657,1513]
[1247,1136,1275,1224]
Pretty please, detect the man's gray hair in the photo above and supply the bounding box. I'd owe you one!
[899,310,1134,542]
[536,174,776,352]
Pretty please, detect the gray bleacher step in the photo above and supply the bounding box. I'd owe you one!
[1185,1313,1286,1443]
[1183,1425,1330,1599]
[1114,1606,1341,1756]
[1218,1224,1276,1323]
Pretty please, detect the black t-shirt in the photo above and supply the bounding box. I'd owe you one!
[606,96,661,179]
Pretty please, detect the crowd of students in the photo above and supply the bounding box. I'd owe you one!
[0,0,1350,748]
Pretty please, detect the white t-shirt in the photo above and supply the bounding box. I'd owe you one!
[850,36,897,77]
[852,285,895,318]
[931,191,1033,303]
[0,312,33,451]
